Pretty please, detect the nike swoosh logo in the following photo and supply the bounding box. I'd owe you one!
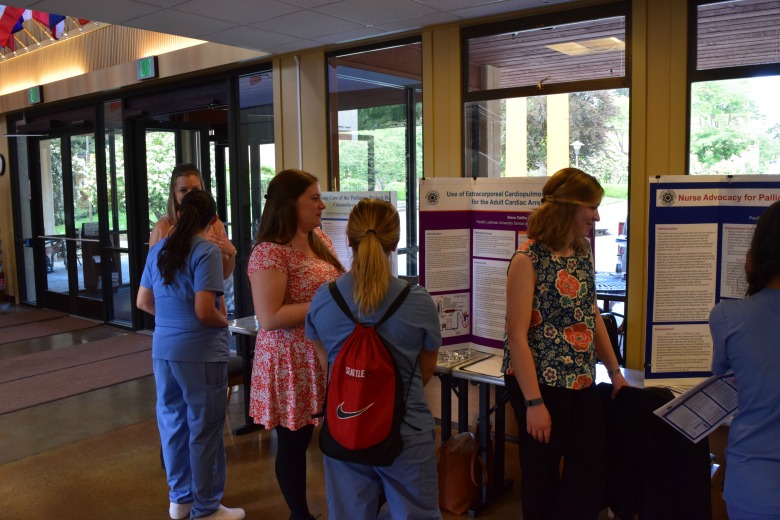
[336,402,374,419]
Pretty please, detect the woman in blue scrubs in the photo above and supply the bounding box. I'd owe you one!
[306,198,442,519]
[710,201,780,520]
[137,190,244,520]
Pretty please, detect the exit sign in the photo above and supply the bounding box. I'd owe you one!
[136,56,158,80]
[28,86,43,105]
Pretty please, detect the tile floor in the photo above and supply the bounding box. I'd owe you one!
[0,303,527,520]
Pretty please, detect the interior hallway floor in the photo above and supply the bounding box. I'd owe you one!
[0,302,531,520]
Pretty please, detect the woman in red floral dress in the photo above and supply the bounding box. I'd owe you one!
[501,168,628,520]
[247,169,344,520]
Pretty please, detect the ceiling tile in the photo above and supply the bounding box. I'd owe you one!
[263,38,323,54]
[5,0,582,60]
[127,9,237,38]
[377,11,461,32]
[414,0,498,10]
[278,0,342,7]
[204,25,298,51]
[311,26,388,44]
[134,0,189,7]
[174,0,302,24]
[6,0,44,8]
[29,0,160,24]
[252,10,363,39]
[452,0,544,19]
[315,0,437,25]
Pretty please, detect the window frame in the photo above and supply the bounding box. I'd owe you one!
[325,36,424,276]
[687,0,780,174]
[461,2,631,101]
[460,1,631,178]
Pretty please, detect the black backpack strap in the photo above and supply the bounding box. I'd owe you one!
[328,282,356,323]
[375,283,410,328]
[328,282,410,327]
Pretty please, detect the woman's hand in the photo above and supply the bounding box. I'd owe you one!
[206,219,236,279]
[207,226,235,257]
[609,371,629,398]
[526,404,552,444]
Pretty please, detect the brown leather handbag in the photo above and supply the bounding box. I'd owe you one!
[437,432,488,515]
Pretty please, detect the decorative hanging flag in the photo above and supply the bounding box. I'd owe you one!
[0,6,90,52]
[0,5,25,48]
[32,11,66,39]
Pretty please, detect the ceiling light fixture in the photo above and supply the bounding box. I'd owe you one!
[546,37,624,56]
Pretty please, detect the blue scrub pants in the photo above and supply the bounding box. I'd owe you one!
[727,504,780,520]
[323,429,441,520]
[154,359,228,519]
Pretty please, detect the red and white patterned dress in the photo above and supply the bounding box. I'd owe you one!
[247,229,342,430]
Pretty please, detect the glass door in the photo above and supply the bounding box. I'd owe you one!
[141,122,209,236]
[327,41,423,277]
[134,121,209,329]
[39,132,108,319]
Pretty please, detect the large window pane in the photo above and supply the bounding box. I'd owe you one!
[238,71,275,239]
[104,99,131,324]
[690,76,780,174]
[464,6,630,296]
[696,0,780,71]
[467,16,625,92]
[691,1,780,176]
[328,41,422,276]
[464,89,629,273]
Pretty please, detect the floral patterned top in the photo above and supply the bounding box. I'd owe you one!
[502,239,598,390]
[248,228,342,430]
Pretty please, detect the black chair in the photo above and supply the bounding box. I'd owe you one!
[601,311,624,367]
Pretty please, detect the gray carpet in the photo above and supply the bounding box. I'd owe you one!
[0,308,67,328]
[0,316,99,345]
[0,348,152,415]
[0,333,152,384]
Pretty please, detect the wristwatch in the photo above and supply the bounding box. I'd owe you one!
[524,397,544,407]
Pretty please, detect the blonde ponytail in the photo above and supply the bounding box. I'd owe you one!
[347,199,399,315]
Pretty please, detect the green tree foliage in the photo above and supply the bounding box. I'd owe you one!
[71,136,97,221]
[521,89,629,187]
[358,104,408,130]
[690,80,762,173]
[338,103,422,200]
[49,140,64,226]
[145,131,177,222]
[526,97,547,173]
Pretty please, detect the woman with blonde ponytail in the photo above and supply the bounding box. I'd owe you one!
[306,198,442,520]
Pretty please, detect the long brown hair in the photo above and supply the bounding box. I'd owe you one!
[254,169,343,271]
[166,163,204,225]
[527,168,604,253]
[347,198,399,315]
[158,190,216,285]
[746,200,780,296]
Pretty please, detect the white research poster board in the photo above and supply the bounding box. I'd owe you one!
[646,175,780,381]
[419,177,547,350]
[320,191,397,272]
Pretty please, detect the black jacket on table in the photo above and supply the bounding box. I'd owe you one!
[597,383,712,520]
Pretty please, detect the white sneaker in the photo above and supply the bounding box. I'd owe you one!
[169,501,194,519]
[202,504,246,520]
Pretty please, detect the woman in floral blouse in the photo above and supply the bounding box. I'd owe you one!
[247,169,344,520]
[502,168,628,520]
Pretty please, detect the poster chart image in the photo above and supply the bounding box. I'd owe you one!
[646,175,780,383]
[419,177,546,350]
[320,191,397,272]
